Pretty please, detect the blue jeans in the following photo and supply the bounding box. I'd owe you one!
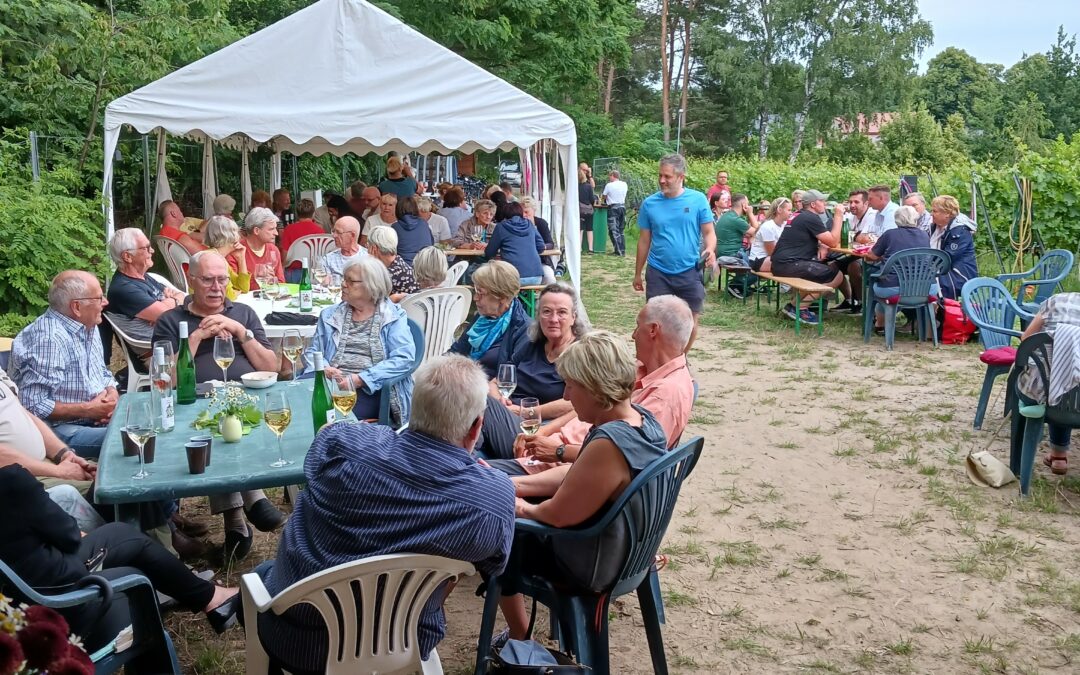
[519,275,543,286]
[51,422,108,459]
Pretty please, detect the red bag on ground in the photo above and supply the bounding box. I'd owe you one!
[942,298,977,344]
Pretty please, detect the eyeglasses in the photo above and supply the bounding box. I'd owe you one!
[341,277,365,286]
[194,276,230,287]
[127,245,153,254]
[74,296,104,304]
[539,308,572,319]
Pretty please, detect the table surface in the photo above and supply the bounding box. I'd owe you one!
[94,382,344,505]
[828,247,873,257]
[234,283,335,338]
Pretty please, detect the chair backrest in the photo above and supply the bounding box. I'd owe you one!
[1010,331,1080,425]
[961,277,1030,350]
[154,236,190,292]
[1028,249,1075,304]
[246,553,475,674]
[148,271,181,293]
[0,336,11,374]
[285,234,336,268]
[878,248,951,306]
[399,288,472,364]
[444,260,468,287]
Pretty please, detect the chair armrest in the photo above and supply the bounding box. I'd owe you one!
[514,517,610,540]
[241,572,275,612]
[99,572,155,594]
[995,271,1029,282]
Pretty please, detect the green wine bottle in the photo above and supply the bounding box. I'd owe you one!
[176,321,196,405]
[299,258,313,312]
[311,351,334,433]
[841,218,851,249]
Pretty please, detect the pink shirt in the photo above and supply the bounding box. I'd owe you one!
[244,243,285,288]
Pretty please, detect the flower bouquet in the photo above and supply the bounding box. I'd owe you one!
[192,384,262,441]
[0,593,93,675]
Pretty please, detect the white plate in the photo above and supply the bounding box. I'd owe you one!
[241,371,278,389]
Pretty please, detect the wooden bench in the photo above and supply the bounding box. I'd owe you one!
[751,271,834,336]
[715,261,752,303]
[519,284,547,316]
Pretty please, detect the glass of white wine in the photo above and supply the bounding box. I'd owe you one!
[213,334,235,384]
[519,397,541,437]
[281,329,304,387]
[497,363,516,403]
[329,374,357,422]
[327,273,342,302]
[263,281,280,312]
[125,400,155,480]
[264,391,293,468]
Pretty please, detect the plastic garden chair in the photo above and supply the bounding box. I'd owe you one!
[377,319,424,426]
[474,436,705,675]
[961,278,1034,429]
[285,234,336,269]
[241,553,475,675]
[1004,332,1080,496]
[869,248,951,351]
[400,288,472,365]
[104,312,152,393]
[0,559,180,674]
[996,249,1074,317]
[154,236,190,292]
[444,260,468,286]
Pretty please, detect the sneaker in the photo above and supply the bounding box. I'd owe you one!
[727,284,745,300]
[799,309,820,325]
[779,283,791,294]
[848,301,862,315]
[782,303,799,321]
[831,300,852,312]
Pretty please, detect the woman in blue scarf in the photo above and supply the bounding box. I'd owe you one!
[449,261,530,378]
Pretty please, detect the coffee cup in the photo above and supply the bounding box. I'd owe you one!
[190,433,213,466]
[122,429,156,459]
[185,442,208,474]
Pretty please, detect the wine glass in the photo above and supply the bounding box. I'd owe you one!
[263,281,280,313]
[281,329,304,387]
[329,374,356,422]
[327,273,342,301]
[264,391,294,468]
[497,364,517,403]
[125,400,155,480]
[257,263,275,294]
[519,397,541,437]
[312,263,327,292]
[213,335,235,384]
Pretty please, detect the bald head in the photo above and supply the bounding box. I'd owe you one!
[336,216,360,235]
[332,216,361,253]
[361,187,381,212]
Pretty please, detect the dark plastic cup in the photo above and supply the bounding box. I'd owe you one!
[185,442,208,474]
[142,437,156,464]
[190,433,213,466]
[122,430,155,459]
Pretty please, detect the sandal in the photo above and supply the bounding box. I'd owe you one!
[1043,453,1068,476]
[654,554,669,571]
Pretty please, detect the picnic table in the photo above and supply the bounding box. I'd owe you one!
[94,382,338,521]
[828,246,878,339]
[234,283,335,339]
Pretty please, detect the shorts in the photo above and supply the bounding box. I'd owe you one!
[771,259,838,285]
[749,257,767,272]
[645,265,704,313]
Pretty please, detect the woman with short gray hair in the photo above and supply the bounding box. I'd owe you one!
[412,246,449,290]
[864,204,935,334]
[302,256,416,425]
[203,215,251,299]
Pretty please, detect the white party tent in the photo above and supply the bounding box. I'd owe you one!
[102,0,582,290]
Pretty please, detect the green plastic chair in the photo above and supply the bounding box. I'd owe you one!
[996,249,1074,317]
[869,248,951,350]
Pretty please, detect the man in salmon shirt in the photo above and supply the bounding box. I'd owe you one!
[484,294,695,479]
[157,201,205,255]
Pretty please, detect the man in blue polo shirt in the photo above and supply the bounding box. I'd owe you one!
[633,153,716,352]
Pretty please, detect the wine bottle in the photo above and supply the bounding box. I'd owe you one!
[299,258,313,312]
[841,218,851,249]
[311,351,334,433]
[151,347,175,431]
[176,321,196,405]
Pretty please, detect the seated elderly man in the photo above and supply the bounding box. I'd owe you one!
[367,225,420,301]
[322,216,368,278]
[157,200,205,255]
[255,355,515,674]
[242,207,286,289]
[152,250,286,559]
[106,227,188,342]
[485,295,696,477]
[416,196,453,244]
[11,271,118,459]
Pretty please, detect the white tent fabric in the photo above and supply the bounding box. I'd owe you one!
[152,130,171,208]
[201,140,217,219]
[102,0,581,290]
[240,145,252,214]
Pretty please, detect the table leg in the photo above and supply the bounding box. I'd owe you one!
[794,292,801,336]
[862,260,873,343]
[817,296,824,337]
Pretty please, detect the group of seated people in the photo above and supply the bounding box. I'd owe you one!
[713,183,979,326]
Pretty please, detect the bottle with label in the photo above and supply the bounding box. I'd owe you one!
[151,347,175,432]
[176,321,196,405]
[311,351,334,433]
[299,258,313,312]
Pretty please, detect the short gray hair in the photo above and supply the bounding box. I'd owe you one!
[895,204,919,228]
[415,196,434,214]
[244,207,277,232]
[108,227,145,266]
[204,215,240,248]
[659,153,687,176]
[343,256,392,305]
[368,225,398,255]
[904,191,926,207]
[527,282,589,343]
[189,250,226,277]
[642,295,693,351]
[412,246,448,288]
[47,271,91,314]
[213,194,236,215]
[410,355,489,442]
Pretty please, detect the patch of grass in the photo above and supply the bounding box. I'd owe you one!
[890,509,932,536]
[918,464,940,476]
[833,446,857,458]
[661,540,705,557]
[901,449,920,466]
[723,636,773,657]
[963,635,997,655]
[776,568,791,579]
[1054,633,1080,654]
[663,590,698,607]
[799,659,841,672]
[756,516,804,530]
[843,585,873,599]
[815,567,850,583]
[777,440,800,449]
[885,637,915,656]
[720,603,746,620]
[711,541,765,577]
[796,553,822,567]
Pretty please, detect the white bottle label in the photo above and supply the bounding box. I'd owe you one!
[326,411,335,426]
[160,396,175,431]
[300,289,313,310]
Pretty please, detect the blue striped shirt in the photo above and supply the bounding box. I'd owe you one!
[10,309,116,420]
[260,422,516,670]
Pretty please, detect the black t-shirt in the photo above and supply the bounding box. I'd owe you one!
[151,299,272,382]
[772,209,828,264]
[107,272,165,319]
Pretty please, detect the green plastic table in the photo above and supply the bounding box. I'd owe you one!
[94,382,339,520]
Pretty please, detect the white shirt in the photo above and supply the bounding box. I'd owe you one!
[602,179,628,205]
[425,213,452,242]
[323,247,369,277]
[749,219,783,261]
[867,201,898,236]
[363,214,396,238]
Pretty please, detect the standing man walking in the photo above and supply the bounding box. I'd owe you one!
[633,153,716,352]
[602,169,628,257]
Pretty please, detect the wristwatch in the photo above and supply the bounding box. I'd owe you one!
[240,329,254,344]
[555,444,566,461]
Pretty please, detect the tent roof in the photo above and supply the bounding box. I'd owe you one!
[103,0,576,156]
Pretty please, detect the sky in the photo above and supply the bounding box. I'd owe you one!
[917,0,1080,70]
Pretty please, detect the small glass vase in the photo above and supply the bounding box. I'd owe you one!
[219,414,244,443]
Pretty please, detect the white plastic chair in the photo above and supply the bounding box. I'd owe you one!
[400,288,472,365]
[285,234,336,268]
[443,260,468,287]
[241,553,476,675]
[103,312,151,392]
[154,236,190,292]
[148,271,182,294]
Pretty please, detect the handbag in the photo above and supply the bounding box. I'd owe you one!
[941,298,976,345]
[486,600,588,674]
[578,203,594,216]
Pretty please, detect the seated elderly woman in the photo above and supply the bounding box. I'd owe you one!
[367,225,420,301]
[928,194,978,299]
[476,283,586,459]
[485,202,546,285]
[203,215,251,300]
[864,204,935,333]
[450,198,496,249]
[448,261,531,379]
[412,246,449,290]
[494,330,668,642]
[303,257,415,427]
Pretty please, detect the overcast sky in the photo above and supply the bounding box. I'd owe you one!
[917,0,1080,70]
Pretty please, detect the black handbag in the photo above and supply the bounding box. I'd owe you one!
[486,600,588,674]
